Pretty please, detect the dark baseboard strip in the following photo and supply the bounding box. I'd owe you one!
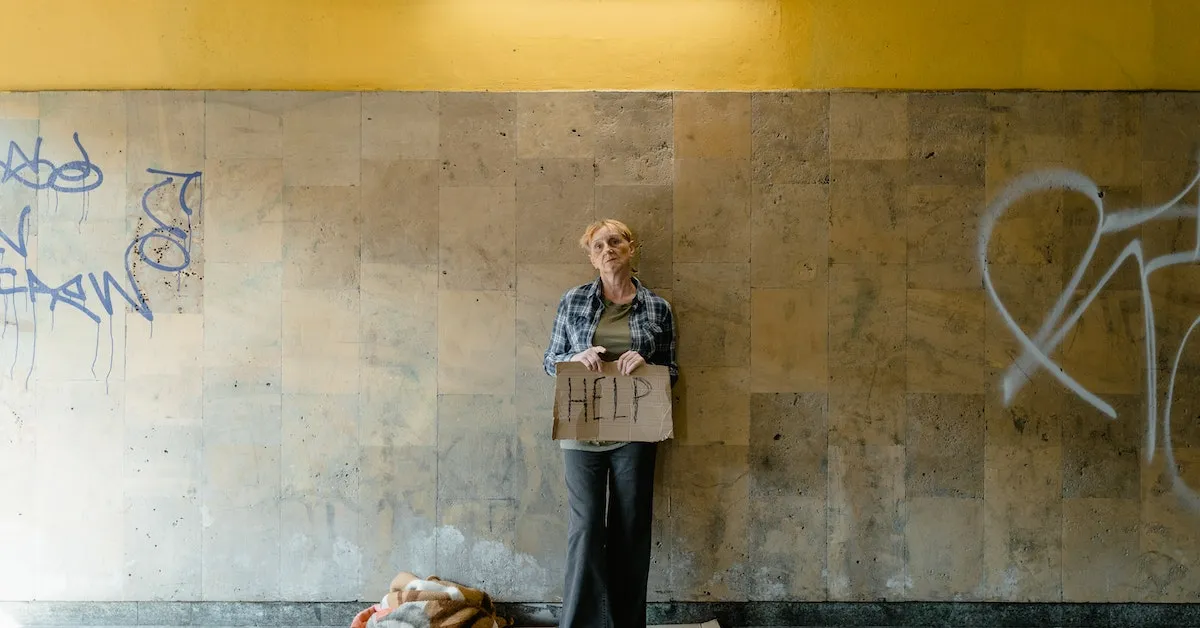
[3,600,1199,627]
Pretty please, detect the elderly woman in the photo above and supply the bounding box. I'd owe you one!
[542,219,678,628]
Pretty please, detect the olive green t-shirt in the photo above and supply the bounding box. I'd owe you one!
[559,298,633,452]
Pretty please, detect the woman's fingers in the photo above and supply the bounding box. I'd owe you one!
[618,351,645,375]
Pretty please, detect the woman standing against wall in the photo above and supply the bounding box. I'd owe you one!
[542,219,678,628]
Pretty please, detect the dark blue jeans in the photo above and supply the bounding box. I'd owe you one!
[560,442,658,628]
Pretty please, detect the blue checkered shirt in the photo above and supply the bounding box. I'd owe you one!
[543,276,678,386]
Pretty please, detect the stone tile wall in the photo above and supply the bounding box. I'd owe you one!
[0,90,1196,603]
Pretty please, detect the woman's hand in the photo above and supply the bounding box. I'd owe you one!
[616,351,646,375]
[571,346,607,372]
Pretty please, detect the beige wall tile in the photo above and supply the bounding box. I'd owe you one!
[33,381,125,598]
[672,263,750,367]
[516,92,595,159]
[126,313,203,377]
[1062,497,1140,602]
[906,393,984,498]
[439,93,516,187]
[1062,395,1140,499]
[360,365,437,449]
[0,406,35,598]
[673,158,751,263]
[282,93,360,186]
[829,159,906,264]
[595,185,673,289]
[0,92,38,118]
[438,290,515,395]
[752,92,829,184]
[357,445,438,596]
[202,262,282,368]
[282,289,359,395]
[906,497,984,600]
[674,92,751,158]
[829,264,906,368]
[204,92,283,159]
[123,494,202,598]
[827,444,906,600]
[983,446,1063,601]
[515,158,594,265]
[361,158,440,265]
[829,264,906,447]
[280,493,361,599]
[595,92,673,185]
[908,93,986,161]
[435,498,526,599]
[675,367,749,445]
[1142,93,1200,162]
[1139,448,1200,601]
[440,186,516,291]
[751,286,828,392]
[668,443,750,600]
[1067,93,1142,187]
[200,443,282,600]
[907,184,984,290]
[748,495,827,599]
[282,186,360,290]
[127,92,205,184]
[203,158,283,264]
[360,263,437,373]
[281,394,359,499]
[437,394,522,500]
[751,183,828,288]
[749,392,827,498]
[986,92,1075,173]
[907,289,986,394]
[362,92,439,159]
[907,93,985,187]
[830,93,908,161]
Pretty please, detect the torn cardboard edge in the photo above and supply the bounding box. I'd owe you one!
[552,361,673,442]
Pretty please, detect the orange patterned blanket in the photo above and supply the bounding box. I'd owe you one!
[351,572,513,628]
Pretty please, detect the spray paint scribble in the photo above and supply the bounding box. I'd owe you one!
[980,160,1200,509]
[0,132,201,384]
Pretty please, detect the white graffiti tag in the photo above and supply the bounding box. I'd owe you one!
[979,163,1200,509]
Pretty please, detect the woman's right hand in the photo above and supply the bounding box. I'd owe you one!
[570,346,607,372]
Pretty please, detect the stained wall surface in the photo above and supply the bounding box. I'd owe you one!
[0,90,1198,604]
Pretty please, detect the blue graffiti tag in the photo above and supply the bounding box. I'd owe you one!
[0,132,103,193]
[0,133,201,326]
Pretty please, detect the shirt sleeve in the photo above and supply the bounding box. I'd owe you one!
[543,293,576,376]
[652,299,679,388]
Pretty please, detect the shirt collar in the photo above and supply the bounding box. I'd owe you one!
[587,275,645,308]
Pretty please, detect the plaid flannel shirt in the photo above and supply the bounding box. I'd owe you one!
[542,276,678,386]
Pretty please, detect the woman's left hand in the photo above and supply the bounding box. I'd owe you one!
[616,351,646,375]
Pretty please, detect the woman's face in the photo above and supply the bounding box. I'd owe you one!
[587,225,633,273]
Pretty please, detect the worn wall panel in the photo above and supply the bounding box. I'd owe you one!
[4,90,1200,607]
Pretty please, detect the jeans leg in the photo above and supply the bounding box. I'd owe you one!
[562,448,612,628]
[604,442,657,628]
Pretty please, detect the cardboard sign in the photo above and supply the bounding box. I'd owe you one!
[552,361,673,442]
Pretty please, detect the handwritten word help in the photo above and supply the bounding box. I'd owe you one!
[979,163,1200,510]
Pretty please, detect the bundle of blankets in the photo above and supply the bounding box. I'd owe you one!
[351,572,513,628]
